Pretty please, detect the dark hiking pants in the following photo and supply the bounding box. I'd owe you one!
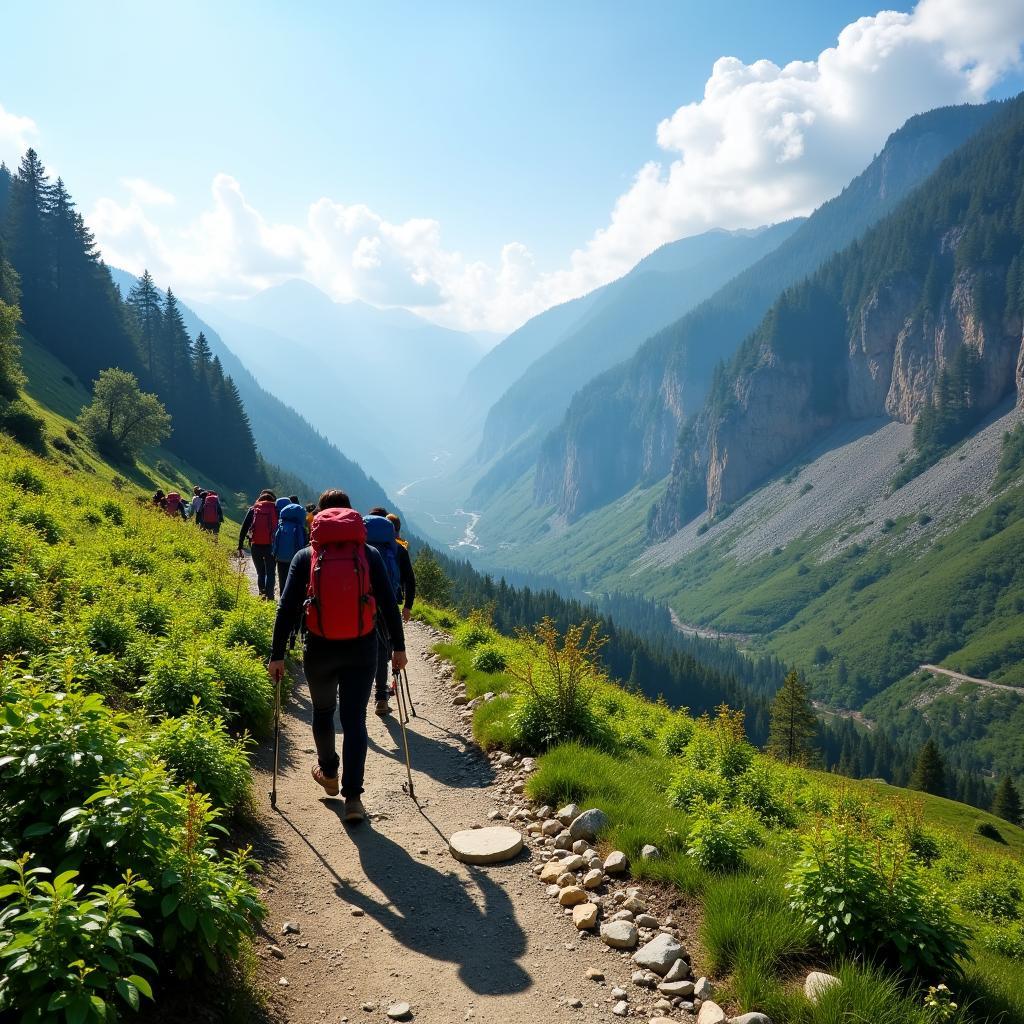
[250,544,275,598]
[276,560,291,595]
[303,636,376,797]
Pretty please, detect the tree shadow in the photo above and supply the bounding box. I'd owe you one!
[326,813,531,996]
[366,715,494,791]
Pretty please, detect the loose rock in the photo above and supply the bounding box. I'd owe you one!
[697,1002,727,1024]
[604,850,629,874]
[640,844,662,860]
[268,944,285,959]
[585,967,605,981]
[804,972,840,1004]
[664,958,691,982]
[558,885,588,907]
[572,902,598,930]
[281,921,300,934]
[635,913,659,929]
[386,1004,412,1021]
[730,1014,774,1024]
[633,933,684,976]
[561,854,587,872]
[556,803,580,825]
[582,868,604,890]
[612,1001,629,1017]
[539,861,564,884]
[658,980,694,997]
[600,920,639,950]
[569,808,610,842]
[693,977,712,999]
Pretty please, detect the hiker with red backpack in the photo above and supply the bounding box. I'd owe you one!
[198,490,224,537]
[267,488,407,823]
[238,489,279,599]
[364,507,403,717]
[163,491,187,520]
[187,486,204,524]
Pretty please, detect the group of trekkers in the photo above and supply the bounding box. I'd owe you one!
[153,480,419,823]
[237,488,416,824]
[151,486,224,535]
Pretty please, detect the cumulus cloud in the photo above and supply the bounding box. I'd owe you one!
[85,0,1024,333]
[0,102,37,166]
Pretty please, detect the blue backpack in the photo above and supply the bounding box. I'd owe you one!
[364,515,401,601]
[272,503,307,564]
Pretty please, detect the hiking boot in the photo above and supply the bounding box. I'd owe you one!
[311,764,339,797]
[344,798,366,823]
[375,699,392,717]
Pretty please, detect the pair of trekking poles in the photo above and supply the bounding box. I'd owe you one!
[268,667,417,808]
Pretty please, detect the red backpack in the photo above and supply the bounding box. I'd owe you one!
[304,508,376,640]
[249,500,277,545]
[202,493,220,524]
[164,492,183,516]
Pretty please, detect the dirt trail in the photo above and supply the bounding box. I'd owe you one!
[919,664,1024,696]
[242,563,628,1023]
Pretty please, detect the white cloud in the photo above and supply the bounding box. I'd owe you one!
[84,0,1024,333]
[0,102,37,166]
[121,177,175,206]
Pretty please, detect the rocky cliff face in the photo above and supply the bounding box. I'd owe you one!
[532,102,999,522]
[655,270,1024,531]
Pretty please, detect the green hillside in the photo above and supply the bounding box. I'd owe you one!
[421,600,1024,1024]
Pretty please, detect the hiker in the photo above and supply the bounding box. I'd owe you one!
[272,499,308,594]
[187,486,204,523]
[238,489,278,599]
[198,489,224,538]
[364,507,403,717]
[164,490,187,520]
[267,488,407,823]
[152,488,165,509]
[305,503,316,535]
[386,513,416,623]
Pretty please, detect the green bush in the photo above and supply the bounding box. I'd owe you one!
[660,714,695,756]
[139,648,224,718]
[84,604,138,657]
[152,707,253,813]
[472,646,507,673]
[0,400,46,451]
[0,855,156,1023]
[957,872,1021,922]
[686,801,749,872]
[786,821,970,974]
[205,644,274,735]
[219,605,274,657]
[7,463,46,494]
[455,624,493,650]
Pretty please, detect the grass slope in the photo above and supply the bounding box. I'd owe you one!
[420,602,1024,1024]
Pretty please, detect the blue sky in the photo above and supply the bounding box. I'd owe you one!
[2,0,1023,331]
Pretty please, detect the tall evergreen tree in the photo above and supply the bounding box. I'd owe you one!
[127,271,163,381]
[992,775,1022,825]
[909,739,946,797]
[0,162,11,222]
[767,670,818,765]
[5,150,51,332]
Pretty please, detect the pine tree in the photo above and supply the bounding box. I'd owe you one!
[767,670,818,765]
[0,162,11,222]
[5,150,51,331]
[127,271,163,381]
[909,739,946,796]
[992,775,1022,825]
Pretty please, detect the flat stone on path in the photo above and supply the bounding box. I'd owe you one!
[386,1004,412,1020]
[448,825,523,864]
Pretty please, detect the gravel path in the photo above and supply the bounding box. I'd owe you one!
[919,664,1024,695]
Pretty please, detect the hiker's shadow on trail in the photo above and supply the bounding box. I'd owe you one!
[329,817,531,996]
[367,717,494,791]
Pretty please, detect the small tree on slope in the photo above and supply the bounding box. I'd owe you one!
[413,547,452,607]
[78,367,171,461]
[992,775,1022,826]
[910,739,946,797]
[767,670,818,765]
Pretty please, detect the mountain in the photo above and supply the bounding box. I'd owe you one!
[108,268,395,513]
[194,280,482,488]
[468,223,803,489]
[532,100,1002,520]
[653,93,1024,534]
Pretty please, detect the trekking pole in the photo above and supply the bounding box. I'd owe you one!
[393,670,415,799]
[401,668,416,718]
[233,550,246,609]
[269,675,282,809]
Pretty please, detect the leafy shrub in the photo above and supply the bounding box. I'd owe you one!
[152,707,252,813]
[975,821,1005,843]
[436,612,457,630]
[686,801,749,872]
[786,821,970,974]
[0,855,156,1022]
[506,618,610,751]
[957,872,1021,922]
[0,604,51,658]
[13,501,62,544]
[978,920,1024,959]
[472,646,507,673]
[455,624,493,650]
[0,400,46,451]
[100,499,126,525]
[660,714,695,756]
[139,648,224,718]
[205,644,274,735]
[7,464,45,494]
[220,605,274,657]
[669,766,727,809]
[84,604,137,656]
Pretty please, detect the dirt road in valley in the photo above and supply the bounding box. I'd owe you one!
[919,664,1024,696]
[242,559,670,1024]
